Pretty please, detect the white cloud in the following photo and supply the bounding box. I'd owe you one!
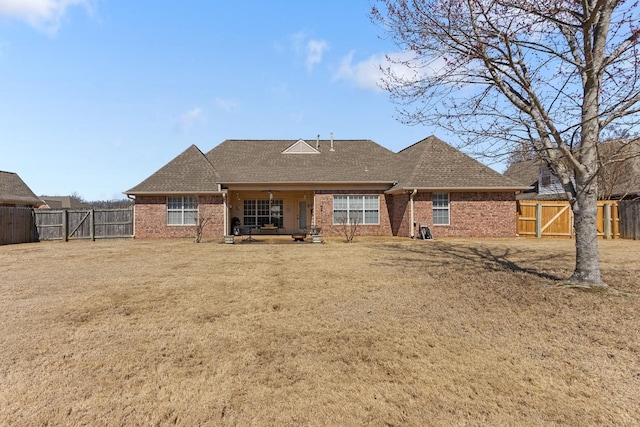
[290,31,328,72]
[214,97,238,112]
[178,107,205,133]
[0,0,91,35]
[305,39,328,72]
[334,50,446,93]
[334,51,384,92]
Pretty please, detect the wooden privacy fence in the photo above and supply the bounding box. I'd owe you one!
[0,206,38,245]
[35,208,133,241]
[618,200,640,240]
[517,200,619,239]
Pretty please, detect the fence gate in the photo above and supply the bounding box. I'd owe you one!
[618,200,640,240]
[35,208,133,241]
[517,200,619,239]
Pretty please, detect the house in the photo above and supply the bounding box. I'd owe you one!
[39,196,88,210]
[125,136,528,239]
[504,140,640,200]
[503,158,566,200]
[0,171,42,207]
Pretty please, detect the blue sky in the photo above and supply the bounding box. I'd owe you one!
[1,0,461,201]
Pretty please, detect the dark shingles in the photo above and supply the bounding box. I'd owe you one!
[206,139,398,183]
[392,136,529,191]
[503,159,541,187]
[125,145,221,194]
[0,171,42,206]
[126,137,530,194]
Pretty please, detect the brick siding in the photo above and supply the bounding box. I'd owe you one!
[313,190,393,237]
[134,191,517,239]
[134,196,225,239]
[409,192,517,238]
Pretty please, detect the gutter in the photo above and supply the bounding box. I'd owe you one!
[385,185,531,194]
[123,190,225,196]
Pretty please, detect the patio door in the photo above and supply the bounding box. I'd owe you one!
[298,201,307,230]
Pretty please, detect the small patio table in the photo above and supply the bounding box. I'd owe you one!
[242,226,259,242]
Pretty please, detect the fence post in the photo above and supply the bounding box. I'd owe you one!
[535,203,542,238]
[90,209,95,241]
[62,209,68,242]
[603,203,611,239]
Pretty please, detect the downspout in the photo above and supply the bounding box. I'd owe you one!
[127,194,136,238]
[410,189,417,239]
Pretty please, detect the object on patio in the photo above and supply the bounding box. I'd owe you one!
[231,217,241,236]
[291,233,306,242]
[419,224,433,240]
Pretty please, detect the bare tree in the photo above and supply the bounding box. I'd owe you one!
[372,0,640,287]
[194,214,210,243]
[194,197,217,243]
[337,215,360,243]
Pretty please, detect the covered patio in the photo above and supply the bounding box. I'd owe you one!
[223,188,318,237]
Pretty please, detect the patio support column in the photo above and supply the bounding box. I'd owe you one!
[312,191,316,228]
[223,193,228,236]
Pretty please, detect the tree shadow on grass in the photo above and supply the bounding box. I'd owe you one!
[376,241,570,282]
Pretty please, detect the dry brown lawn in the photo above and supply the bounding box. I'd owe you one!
[1,236,639,426]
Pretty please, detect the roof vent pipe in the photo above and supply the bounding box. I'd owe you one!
[316,134,320,150]
[330,132,335,152]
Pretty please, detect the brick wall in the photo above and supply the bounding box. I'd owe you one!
[134,195,225,239]
[313,190,393,237]
[408,191,517,238]
[133,191,517,239]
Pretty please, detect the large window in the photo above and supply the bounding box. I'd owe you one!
[244,199,283,227]
[167,196,198,225]
[432,193,450,225]
[333,195,379,225]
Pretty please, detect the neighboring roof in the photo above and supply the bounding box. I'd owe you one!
[39,196,87,209]
[0,171,42,206]
[505,139,640,199]
[206,139,398,184]
[125,145,222,195]
[503,158,541,188]
[389,136,529,193]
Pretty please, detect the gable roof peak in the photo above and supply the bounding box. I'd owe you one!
[125,144,221,195]
[282,139,320,154]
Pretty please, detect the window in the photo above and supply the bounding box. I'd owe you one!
[333,195,379,225]
[244,199,284,227]
[432,193,450,225]
[167,196,198,225]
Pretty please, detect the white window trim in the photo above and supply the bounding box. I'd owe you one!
[432,193,450,226]
[243,199,284,227]
[167,196,199,226]
[332,195,380,225]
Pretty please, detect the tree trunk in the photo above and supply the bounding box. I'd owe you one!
[569,178,606,287]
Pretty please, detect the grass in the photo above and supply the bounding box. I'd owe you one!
[1,237,639,426]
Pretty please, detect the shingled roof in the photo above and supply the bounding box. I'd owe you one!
[388,136,528,193]
[0,171,42,206]
[206,139,398,184]
[126,136,529,195]
[125,145,221,195]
